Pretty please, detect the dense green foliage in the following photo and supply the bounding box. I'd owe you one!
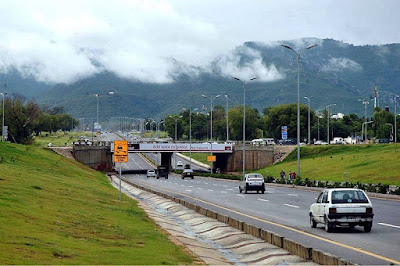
[164,102,399,142]
[0,142,195,264]
[1,95,77,144]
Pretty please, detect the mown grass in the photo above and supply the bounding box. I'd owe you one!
[33,131,95,147]
[181,152,210,166]
[260,144,400,186]
[0,142,196,264]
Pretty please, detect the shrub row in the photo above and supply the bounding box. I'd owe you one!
[188,171,400,195]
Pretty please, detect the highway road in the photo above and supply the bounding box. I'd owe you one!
[102,132,400,264]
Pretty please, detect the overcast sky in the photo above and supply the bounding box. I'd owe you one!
[0,0,399,84]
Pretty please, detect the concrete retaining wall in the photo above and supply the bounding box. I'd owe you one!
[125,180,353,265]
[73,146,113,171]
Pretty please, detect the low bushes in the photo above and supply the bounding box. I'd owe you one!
[189,171,399,195]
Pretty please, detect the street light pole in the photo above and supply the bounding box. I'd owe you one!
[395,95,399,143]
[385,123,394,141]
[233,77,256,176]
[281,44,317,177]
[185,108,198,169]
[326,104,336,143]
[359,99,369,142]
[225,94,229,142]
[363,121,374,142]
[0,92,7,142]
[202,94,220,174]
[304,96,313,144]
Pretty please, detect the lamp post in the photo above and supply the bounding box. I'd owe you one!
[385,123,394,142]
[225,94,229,142]
[395,95,399,143]
[169,115,183,170]
[326,104,336,143]
[359,99,369,141]
[0,92,7,142]
[304,96,313,144]
[202,94,220,174]
[363,121,374,143]
[281,43,317,177]
[232,77,257,176]
[95,91,114,126]
[183,108,198,168]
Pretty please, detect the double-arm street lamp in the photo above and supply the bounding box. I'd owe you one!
[363,121,374,143]
[95,91,114,125]
[183,108,198,168]
[394,95,399,143]
[304,96,313,144]
[359,99,370,141]
[281,43,317,177]
[326,104,336,143]
[169,115,183,170]
[202,94,220,174]
[225,94,229,142]
[232,77,256,176]
[0,92,7,142]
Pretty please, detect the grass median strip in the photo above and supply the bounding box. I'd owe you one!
[0,142,197,264]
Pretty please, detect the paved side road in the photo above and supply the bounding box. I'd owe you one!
[110,175,315,265]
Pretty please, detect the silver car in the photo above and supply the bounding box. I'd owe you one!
[309,188,374,232]
[146,169,156,178]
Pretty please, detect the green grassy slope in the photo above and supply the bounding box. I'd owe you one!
[262,144,400,186]
[0,142,195,264]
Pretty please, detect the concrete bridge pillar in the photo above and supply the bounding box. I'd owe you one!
[160,152,173,172]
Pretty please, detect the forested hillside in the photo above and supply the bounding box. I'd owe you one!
[2,38,400,120]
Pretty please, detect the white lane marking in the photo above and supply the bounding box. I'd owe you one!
[237,194,244,197]
[197,187,203,190]
[186,190,192,192]
[223,185,228,187]
[221,191,227,193]
[189,186,193,188]
[287,194,298,197]
[205,183,209,185]
[174,183,178,185]
[181,184,185,187]
[284,204,300,208]
[378,223,400,229]
[208,189,214,192]
[257,198,269,202]
[227,189,233,191]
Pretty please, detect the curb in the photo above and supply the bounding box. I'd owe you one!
[120,176,353,265]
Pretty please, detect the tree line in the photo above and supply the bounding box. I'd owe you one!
[164,103,399,142]
[0,95,77,144]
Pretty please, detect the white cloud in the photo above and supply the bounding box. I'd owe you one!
[0,0,398,85]
[321,57,363,72]
[215,47,284,82]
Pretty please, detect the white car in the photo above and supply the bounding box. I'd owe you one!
[176,161,184,170]
[309,188,374,232]
[146,169,156,178]
[239,173,265,194]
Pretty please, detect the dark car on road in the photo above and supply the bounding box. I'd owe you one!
[157,165,168,179]
[182,169,194,179]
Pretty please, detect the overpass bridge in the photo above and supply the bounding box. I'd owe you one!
[73,141,274,173]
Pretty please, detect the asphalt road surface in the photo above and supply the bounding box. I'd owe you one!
[102,132,400,264]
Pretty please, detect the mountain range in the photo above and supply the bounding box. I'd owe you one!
[2,38,400,122]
